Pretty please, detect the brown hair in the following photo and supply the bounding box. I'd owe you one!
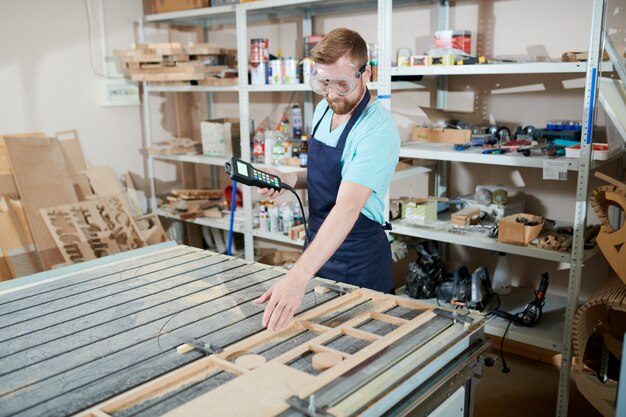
[309,28,368,68]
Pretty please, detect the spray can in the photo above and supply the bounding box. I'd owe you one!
[291,105,303,138]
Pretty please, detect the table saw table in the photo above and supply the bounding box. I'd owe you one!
[0,242,490,417]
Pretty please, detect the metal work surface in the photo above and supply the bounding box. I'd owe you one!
[0,245,338,417]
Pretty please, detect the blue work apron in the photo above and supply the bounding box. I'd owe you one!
[305,89,393,293]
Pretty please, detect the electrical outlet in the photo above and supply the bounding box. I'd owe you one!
[100,79,140,107]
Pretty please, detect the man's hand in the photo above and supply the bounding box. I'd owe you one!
[256,167,297,199]
[253,271,309,331]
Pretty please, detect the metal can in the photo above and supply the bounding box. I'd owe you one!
[251,61,267,85]
[301,57,314,85]
[283,58,299,84]
[268,60,282,85]
[250,38,269,64]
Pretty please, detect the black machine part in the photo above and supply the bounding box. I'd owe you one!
[493,272,549,327]
[437,265,494,312]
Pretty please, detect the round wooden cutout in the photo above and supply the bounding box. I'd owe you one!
[235,354,267,370]
[312,351,343,371]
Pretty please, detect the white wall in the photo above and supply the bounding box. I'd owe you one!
[0,0,145,181]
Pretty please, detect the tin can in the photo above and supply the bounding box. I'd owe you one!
[268,60,282,85]
[283,58,299,84]
[250,38,269,64]
[301,58,314,85]
[251,61,268,85]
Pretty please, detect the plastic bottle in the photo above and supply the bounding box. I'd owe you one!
[291,105,303,138]
[299,135,308,167]
[269,206,279,233]
[264,129,274,166]
[281,203,294,235]
[492,252,512,295]
[252,128,265,163]
[293,203,303,226]
[272,131,285,165]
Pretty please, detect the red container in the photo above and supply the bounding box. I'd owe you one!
[250,38,269,64]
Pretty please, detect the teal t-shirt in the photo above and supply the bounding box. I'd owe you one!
[311,98,400,225]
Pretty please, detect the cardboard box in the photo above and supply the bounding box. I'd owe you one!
[412,107,488,145]
[411,127,471,144]
[400,199,437,224]
[152,0,209,13]
[200,118,240,158]
[498,213,544,246]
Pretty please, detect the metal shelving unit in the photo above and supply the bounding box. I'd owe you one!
[389,2,612,417]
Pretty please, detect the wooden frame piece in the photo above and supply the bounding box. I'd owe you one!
[74,289,481,417]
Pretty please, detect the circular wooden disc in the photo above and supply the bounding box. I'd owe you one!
[235,354,266,370]
[311,351,343,371]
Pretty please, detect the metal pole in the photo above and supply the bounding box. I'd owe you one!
[556,1,606,416]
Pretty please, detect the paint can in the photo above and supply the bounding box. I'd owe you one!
[250,38,269,64]
[251,61,268,85]
[268,60,282,85]
[282,58,299,84]
[301,57,314,85]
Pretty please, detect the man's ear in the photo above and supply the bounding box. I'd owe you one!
[362,65,372,83]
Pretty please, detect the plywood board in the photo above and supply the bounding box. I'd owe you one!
[4,137,78,269]
[83,166,123,197]
[55,130,92,200]
[0,197,41,277]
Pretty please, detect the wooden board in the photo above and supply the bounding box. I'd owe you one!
[4,137,79,269]
[55,130,92,200]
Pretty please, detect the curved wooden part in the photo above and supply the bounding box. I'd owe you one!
[571,274,626,417]
[573,370,617,417]
[235,354,267,371]
[591,189,626,285]
[594,171,626,191]
[311,351,343,371]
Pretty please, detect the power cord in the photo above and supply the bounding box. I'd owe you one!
[281,183,310,246]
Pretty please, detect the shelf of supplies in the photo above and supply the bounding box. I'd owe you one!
[399,141,623,170]
[146,85,239,93]
[253,229,304,246]
[397,286,567,352]
[392,61,615,76]
[156,208,245,232]
[392,218,575,263]
[151,154,230,167]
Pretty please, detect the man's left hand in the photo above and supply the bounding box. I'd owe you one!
[253,271,309,331]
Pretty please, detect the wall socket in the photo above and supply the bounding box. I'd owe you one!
[100,79,140,107]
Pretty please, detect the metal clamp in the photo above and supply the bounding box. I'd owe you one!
[286,395,332,417]
[185,339,222,355]
[319,283,354,295]
[433,308,474,324]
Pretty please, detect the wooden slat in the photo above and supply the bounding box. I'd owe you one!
[0,259,269,367]
[0,270,283,393]
[0,245,193,304]
[0,250,211,322]
[0,252,225,339]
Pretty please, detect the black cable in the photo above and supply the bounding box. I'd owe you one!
[282,183,310,246]
[500,317,514,374]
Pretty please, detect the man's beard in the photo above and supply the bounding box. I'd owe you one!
[326,83,364,115]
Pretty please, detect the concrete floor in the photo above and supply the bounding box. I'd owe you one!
[474,351,603,417]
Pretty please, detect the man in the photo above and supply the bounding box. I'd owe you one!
[254,28,400,331]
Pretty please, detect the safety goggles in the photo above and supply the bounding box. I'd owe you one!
[309,63,366,96]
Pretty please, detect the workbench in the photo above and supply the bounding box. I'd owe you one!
[0,242,490,417]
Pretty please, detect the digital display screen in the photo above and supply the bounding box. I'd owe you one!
[237,161,249,176]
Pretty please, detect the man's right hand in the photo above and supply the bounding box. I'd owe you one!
[257,167,296,199]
